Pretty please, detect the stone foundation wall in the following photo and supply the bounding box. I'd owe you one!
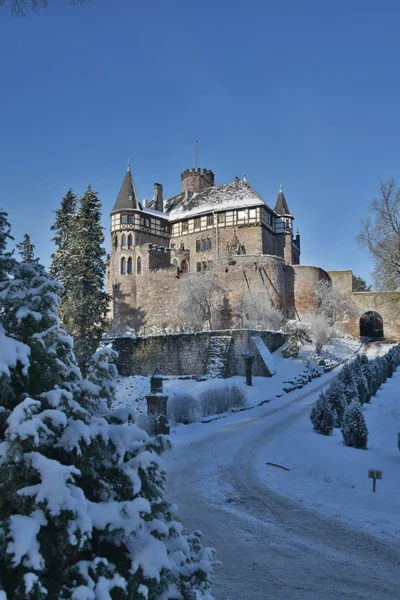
[111,329,286,377]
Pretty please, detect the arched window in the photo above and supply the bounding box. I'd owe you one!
[121,234,127,248]
[196,239,201,252]
[127,234,133,249]
[181,259,189,273]
[121,257,126,274]
[172,258,178,266]
[207,238,212,250]
[113,234,118,250]
[137,256,142,274]
[127,257,133,274]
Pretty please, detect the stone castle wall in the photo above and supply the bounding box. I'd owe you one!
[292,265,331,320]
[112,329,286,377]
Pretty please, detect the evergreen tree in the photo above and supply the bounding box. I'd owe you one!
[0,209,15,281]
[353,357,370,404]
[16,233,37,263]
[55,186,109,376]
[50,189,77,326]
[341,400,368,449]
[326,378,347,426]
[310,391,335,435]
[338,364,359,404]
[0,255,215,599]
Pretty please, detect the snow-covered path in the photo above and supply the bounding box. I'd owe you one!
[164,382,400,600]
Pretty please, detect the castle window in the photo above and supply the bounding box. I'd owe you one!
[182,221,188,233]
[237,209,247,221]
[127,214,133,224]
[121,257,126,274]
[194,218,201,229]
[217,213,225,224]
[113,235,118,250]
[121,215,127,224]
[137,257,142,274]
[172,258,178,266]
[201,239,207,251]
[145,219,150,227]
[207,214,214,226]
[121,234,127,248]
[127,234,133,249]
[181,259,189,273]
[206,238,212,250]
[127,257,133,273]
[196,239,201,252]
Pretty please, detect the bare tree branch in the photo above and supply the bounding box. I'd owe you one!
[0,0,84,17]
[356,178,400,290]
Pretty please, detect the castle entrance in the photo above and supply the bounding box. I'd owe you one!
[359,311,384,338]
[181,259,189,273]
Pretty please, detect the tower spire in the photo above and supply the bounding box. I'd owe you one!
[127,157,131,172]
[279,180,283,193]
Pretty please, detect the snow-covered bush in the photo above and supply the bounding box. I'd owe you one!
[353,357,370,404]
[168,393,198,425]
[200,384,246,416]
[282,325,312,358]
[310,392,335,435]
[338,364,359,404]
[326,378,347,427]
[0,239,216,598]
[341,400,368,449]
[308,314,331,353]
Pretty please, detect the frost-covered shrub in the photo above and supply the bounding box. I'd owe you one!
[338,364,359,404]
[168,393,198,425]
[326,378,347,426]
[310,392,335,435]
[282,326,312,358]
[341,400,368,449]
[378,355,388,384]
[200,384,246,416]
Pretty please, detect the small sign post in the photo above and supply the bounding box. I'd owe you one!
[368,470,383,493]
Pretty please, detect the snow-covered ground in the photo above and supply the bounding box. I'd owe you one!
[112,338,400,598]
[257,344,400,544]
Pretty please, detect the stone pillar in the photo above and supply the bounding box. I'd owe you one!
[146,370,170,435]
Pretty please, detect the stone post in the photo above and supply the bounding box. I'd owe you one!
[146,370,170,435]
[243,354,253,386]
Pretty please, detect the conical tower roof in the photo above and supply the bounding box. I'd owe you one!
[274,181,292,216]
[112,160,138,212]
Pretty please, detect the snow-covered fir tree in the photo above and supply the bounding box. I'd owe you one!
[58,186,109,375]
[325,378,346,427]
[0,209,15,281]
[310,391,334,435]
[50,189,78,331]
[341,400,368,449]
[338,363,359,404]
[16,233,37,263]
[0,249,215,599]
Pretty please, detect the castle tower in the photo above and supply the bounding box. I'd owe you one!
[181,168,215,194]
[274,182,296,264]
[108,161,140,331]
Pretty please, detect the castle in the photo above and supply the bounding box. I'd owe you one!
[106,162,400,341]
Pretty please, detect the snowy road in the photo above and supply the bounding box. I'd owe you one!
[164,384,400,600]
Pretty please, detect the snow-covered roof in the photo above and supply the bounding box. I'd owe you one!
[164,180,267,221]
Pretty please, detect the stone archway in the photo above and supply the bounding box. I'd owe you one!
[359,311,384,338]
[181,259,189,273]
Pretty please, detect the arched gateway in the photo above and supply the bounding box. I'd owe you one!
[360,311,384,338]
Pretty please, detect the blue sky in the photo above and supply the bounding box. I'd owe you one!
[1,0,400,284]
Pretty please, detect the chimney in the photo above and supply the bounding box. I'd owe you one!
[153,183,163,212]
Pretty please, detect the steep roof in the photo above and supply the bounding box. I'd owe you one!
[165,179,266,221]
[274,182,291,216]
[112,164,138,212]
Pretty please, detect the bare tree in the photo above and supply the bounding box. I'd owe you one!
[237,288,285,331]
[315,280,359,330]
[357,179,400,290]
[178,272,226,331]
[0,0,83,16]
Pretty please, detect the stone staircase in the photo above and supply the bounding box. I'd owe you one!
[205,335,233,378]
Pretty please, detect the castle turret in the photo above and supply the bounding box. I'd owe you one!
[274,182,297,264]
[112,160,138,212]
[181,168,215,193]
